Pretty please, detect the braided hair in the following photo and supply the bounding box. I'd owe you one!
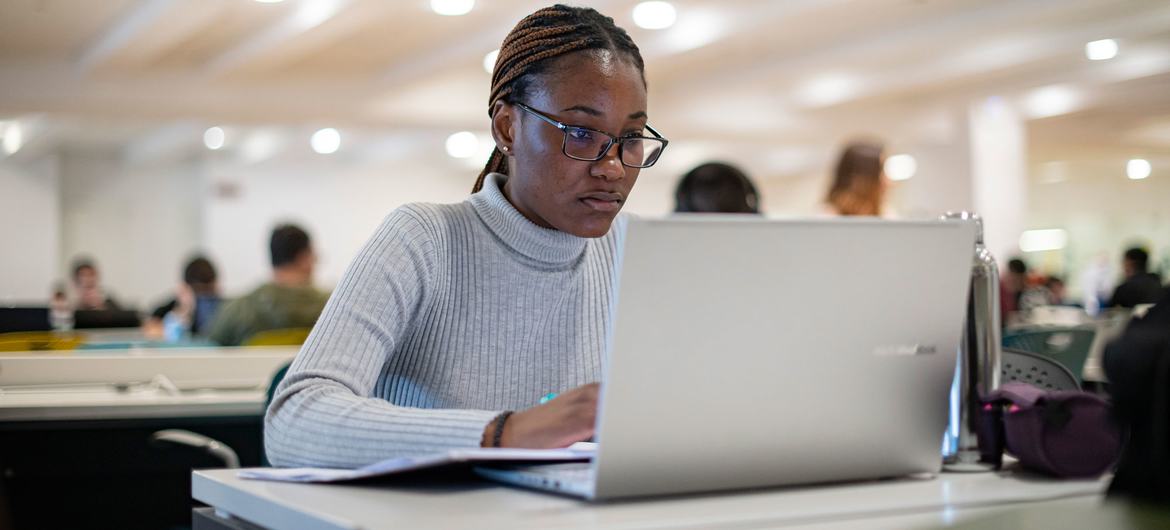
[472,4,646,193]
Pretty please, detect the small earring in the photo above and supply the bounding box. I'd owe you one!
[500,146,509,153]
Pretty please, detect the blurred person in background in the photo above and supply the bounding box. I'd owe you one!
[205,224,329,346]
[70,257,122,311]
[1044,276,1080,307]
[145,256,223,340]
[1001,258,1029,318]
[1080,252,1116,316]
[1109,247,1164,309]
[823,139,888,217]
[674,162,760,214]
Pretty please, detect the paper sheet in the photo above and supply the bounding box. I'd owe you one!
[239,444,595,483]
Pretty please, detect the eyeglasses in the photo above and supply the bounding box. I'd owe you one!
[510,101,668,168]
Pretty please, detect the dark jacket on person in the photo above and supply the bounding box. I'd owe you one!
[1105,286,1170,504]
[1109,272,1165,308]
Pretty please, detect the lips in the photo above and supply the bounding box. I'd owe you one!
[579,191,624,213]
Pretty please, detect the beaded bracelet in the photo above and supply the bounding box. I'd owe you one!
[491,411,514,448]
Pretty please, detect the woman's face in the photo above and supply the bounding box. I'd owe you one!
[492,50,649,238]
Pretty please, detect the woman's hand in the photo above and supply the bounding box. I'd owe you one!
[482,382,599,448]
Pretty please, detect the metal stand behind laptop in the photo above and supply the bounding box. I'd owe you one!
[941,212,1002,473]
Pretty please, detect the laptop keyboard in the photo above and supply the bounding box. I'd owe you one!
[518,462,595,482]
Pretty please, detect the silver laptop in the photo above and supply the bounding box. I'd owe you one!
[476,216,977,500]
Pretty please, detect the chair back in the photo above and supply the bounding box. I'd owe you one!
[243,328,311,347]
[0,331,83,352]
[1001,347,1080,391]
[260,362,292,467]
[1003,325,1095,384]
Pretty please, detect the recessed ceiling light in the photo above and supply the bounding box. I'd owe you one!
[1085,39,1118,61]
[632,1,676,30]
[1022,84,1081,119]
[1019,229,1068,252]
[1,121,22,155]
[254,0,285,4]
[795,74,859,107]
[203,127,225,150]
[884,154,917,181]
[311,128,341,154]
[240,130,282,163]
[430,0,474,16]
[483,49,499,75]
[446,131,478,159]
[1127,158,1151,180]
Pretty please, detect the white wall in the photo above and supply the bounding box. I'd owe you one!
[58,149,203,309]
[0,156,60,303]
[203,155,478,296]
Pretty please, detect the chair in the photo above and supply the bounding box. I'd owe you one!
[1003,325,1095,385]
[265,362,292,409]
[261,362,292,466]
[152,362,292,468]
[0,331,83,352]
[1001,348,1080,391]
[243,327,312,347]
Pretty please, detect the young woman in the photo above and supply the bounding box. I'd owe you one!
[823,140,888,217]
[265,5,667,468]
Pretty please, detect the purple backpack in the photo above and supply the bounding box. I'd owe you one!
[981,382,1122,478]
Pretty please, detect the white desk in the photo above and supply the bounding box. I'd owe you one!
[0,347,297,421]
[0,386,267,421]
[193,467,1107,530]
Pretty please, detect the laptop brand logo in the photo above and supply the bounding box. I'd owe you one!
[873,344,937,357]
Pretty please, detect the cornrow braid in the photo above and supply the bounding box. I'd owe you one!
[472,4,646,193]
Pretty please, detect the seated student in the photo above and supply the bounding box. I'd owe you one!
[823,140,888,217]
[145,256,223,340]
[265,4,667,468]
[674,162,760,214]
[1109,247,1164,309]
[70,257,122,311]
[205,225,330,346]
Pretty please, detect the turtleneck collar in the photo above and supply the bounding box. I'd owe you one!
[468,173,589,267]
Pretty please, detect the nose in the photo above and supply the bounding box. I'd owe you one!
[590,143,626,182]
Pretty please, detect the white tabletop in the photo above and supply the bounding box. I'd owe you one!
[0,346,296,421]
[193,467,1107,530]
[0,386,267,421]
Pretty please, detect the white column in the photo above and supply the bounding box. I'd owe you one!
[968,96,1028,264]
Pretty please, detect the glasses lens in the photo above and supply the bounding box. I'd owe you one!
[562,127,613,161]
[621,138,665,167]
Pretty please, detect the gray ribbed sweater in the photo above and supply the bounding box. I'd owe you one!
[265,173,626,468]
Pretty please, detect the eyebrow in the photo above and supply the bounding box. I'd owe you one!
[562,105,648,121]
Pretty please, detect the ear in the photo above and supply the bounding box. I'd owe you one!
[490,100,516,155]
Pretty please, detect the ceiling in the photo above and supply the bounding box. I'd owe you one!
[1,0,1168,181]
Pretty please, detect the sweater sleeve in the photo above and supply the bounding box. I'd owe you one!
[264,206,501,468]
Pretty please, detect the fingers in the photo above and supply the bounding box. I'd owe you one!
[502,382,601,448]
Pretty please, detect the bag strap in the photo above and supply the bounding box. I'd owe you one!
[985,381,1047,407]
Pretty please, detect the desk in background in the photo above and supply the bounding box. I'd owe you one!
[192,466,1107,530]
[0,346,297,530]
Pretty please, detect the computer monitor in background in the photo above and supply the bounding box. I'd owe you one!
[73,309,142,329]
[0,307,52,333]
